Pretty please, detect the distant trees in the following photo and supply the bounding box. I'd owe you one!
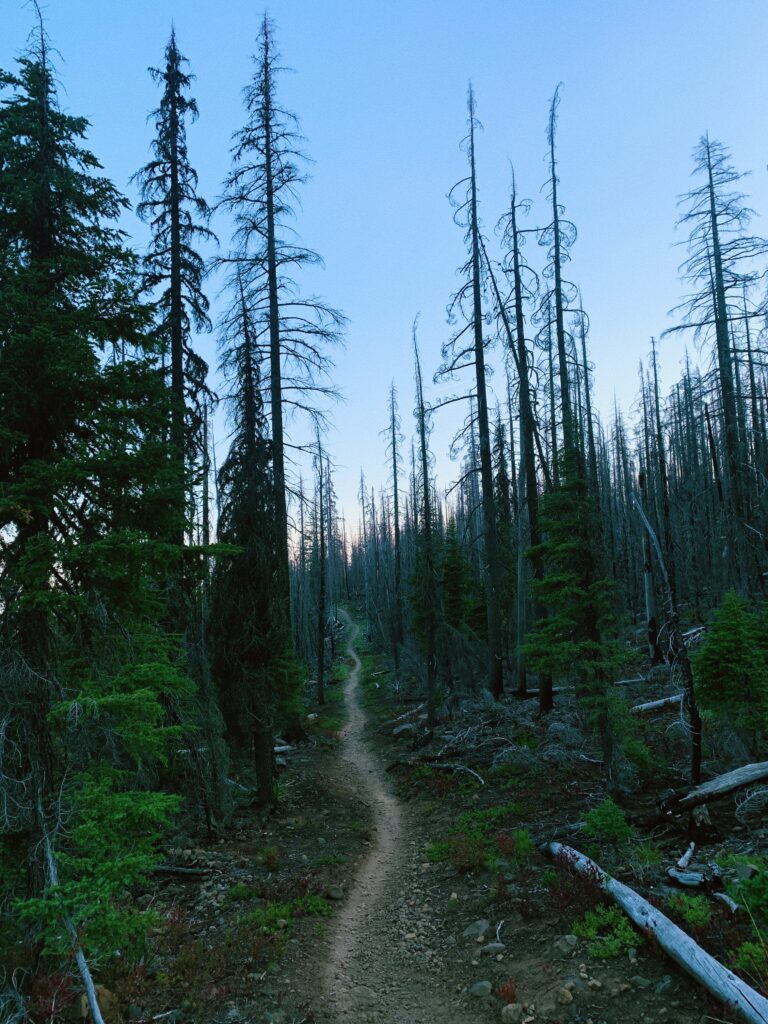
[353,80,768,796]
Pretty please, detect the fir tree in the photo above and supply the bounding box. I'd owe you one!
[524,453,622,774]
[133,28,215,546]
[210,273,281,805]
[694,590,768,750]
[0,27,193,985]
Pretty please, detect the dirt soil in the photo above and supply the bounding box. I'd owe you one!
[112,616,754,1024]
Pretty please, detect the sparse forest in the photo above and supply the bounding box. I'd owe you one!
[1,7,767,1024]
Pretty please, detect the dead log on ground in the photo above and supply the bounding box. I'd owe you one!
[662,761,768,813]
[547,841,768,1024]
[381,703,426,730]
[631,694,683,715]
[677,842,696,868]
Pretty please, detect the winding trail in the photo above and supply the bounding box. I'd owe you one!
[324,613,486,1024]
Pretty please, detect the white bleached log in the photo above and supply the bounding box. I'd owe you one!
[547,841,768,1024]
[665,761,768,812]
[630,694,683,715]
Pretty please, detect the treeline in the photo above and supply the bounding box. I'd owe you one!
[0,12,342,1000]
[352,86,768,787]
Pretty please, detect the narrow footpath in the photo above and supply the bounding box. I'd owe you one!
[324,613,487,1024]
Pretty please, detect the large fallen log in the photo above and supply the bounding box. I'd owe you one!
[547,841,768,1024]
[631,694,683,715]
[663,761,768,813]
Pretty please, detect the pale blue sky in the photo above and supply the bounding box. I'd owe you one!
[4,0,768,521]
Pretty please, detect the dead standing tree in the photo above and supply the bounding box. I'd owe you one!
[665,136,768,583]
[436,85,505,700]
[216,14,345,642]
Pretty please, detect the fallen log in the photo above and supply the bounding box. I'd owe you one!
[667,867,705,888]
[663,761,768,813]
[677,842,696,869]
[547,841,768,1024]
[631,694,683,715]
[381,703,426,730]
[714,892,740,913]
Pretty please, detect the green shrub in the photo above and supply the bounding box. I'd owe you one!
[241,894,332,935]
[573,904,639,958]
[16,766,178,962]
[426,841,450,864]
[667,894,711,931]
[495,828,535,867]
[446,834,487,873]
[315,853,347,867]
[623,737,660,780]
[455,803,523,839]
[583,797,634,847]
[628,840,662,881]
[541,868,559,890]
[733,939,768,989]
[258,845,281,872]
[226,883,257,902]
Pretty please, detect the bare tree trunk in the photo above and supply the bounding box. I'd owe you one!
[414,331,437,727]
[316,444,327,706]
[467,91,504,699]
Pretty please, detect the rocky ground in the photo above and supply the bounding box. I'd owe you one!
[97,613,766,1024]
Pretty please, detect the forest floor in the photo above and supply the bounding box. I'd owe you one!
[108,612,766,1024]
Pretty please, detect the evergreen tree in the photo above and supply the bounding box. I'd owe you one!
[133,28,215,546]
[210,272,282,805]
[133,28,226,837]
[0,29,191,989]
[694,590,768,751]
[524,453,621,773]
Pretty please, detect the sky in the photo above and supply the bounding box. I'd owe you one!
[4,0,768,526]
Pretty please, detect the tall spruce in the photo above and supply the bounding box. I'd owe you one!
[210,272,279,804]
[133,29,214,546]
[0,25,191,991]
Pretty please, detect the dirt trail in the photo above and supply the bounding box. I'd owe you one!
[324,614,487,1024]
